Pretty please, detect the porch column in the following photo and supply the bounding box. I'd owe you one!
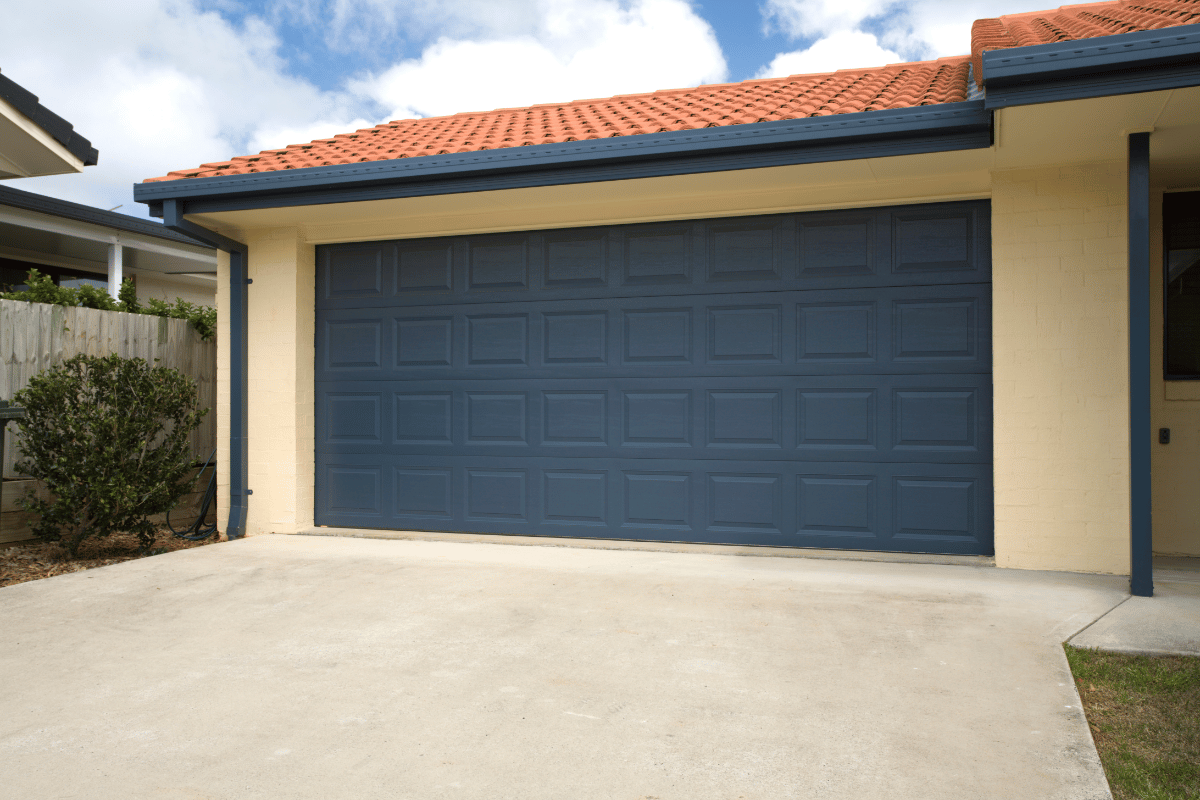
[107,243,123,300]
[1128,131,1153,597]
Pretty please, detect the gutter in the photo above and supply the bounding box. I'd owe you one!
[134,101,992,216]
[161,200,250,540]
[982,25,1200,109]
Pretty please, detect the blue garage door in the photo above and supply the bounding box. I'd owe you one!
[315,200,993,555]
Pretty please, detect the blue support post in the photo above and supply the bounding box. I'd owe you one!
[1128,132,1153,597]
[162,200,250,540]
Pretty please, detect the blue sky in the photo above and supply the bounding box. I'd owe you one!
[5,0,1049,216]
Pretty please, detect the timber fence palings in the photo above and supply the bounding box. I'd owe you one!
[0,299,216,479]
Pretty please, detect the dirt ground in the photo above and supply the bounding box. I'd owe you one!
[0,529,221,589]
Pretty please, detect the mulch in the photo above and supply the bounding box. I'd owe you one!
[0,529,222,589]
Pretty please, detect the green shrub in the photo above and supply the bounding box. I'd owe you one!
[12,354,207,555]
[1,268,216,340]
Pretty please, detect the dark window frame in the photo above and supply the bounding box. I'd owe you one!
[1163,191,1200,381]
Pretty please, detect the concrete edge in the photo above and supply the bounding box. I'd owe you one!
[1064,644,1200,658]
[295,526,998,568]
[1054,643,1116,800]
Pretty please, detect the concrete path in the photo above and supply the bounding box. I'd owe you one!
[0,535,1133,799]
[1069,557,1200,656]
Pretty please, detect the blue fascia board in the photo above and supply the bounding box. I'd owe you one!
[983,25,1200,109]
[135,101,990,215]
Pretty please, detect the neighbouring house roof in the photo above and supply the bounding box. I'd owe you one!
[143,0,1200,185]
[0,69,98,168]
[0,185,213,247]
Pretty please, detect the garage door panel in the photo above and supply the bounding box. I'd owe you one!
[317,201,990,311]
[316,454,992,554]
[318,374,990,463]
[316,283,991,382]
[315,200,993,555]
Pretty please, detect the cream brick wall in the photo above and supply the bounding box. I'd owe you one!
[215,249,230,535]
[241,227,316,536]
[992,162,1131,574]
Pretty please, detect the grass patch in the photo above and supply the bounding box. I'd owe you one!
[1065,644,1200,799]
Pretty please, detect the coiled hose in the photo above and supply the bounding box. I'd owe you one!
[167,449,219,540]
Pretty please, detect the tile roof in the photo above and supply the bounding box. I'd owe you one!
[146,0,1200,184]
[971,0,1200,85]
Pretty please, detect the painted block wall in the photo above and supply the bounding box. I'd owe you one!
[242,228,315,537]
[215,249,230,536]
[991,162,1131,574]
[1150,190,1200,557]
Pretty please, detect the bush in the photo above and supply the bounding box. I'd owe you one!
[12,354,207,555]
[0,268,216,340]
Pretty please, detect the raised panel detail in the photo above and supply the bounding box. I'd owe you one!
[544,471,607,525]
[624,227,690,284]
[799,221,871,276]
[325,320,381,370]
[327,466,381,515]
[894,478,976,539]
[895,390,976,450]
[467,393,527,443]
[468,315,528,365]
[326,247,383,298]
[623,392,691,446]
[394,468,452,518]
[797,303,875,361]
[708,392,781,448]
[894,215,972,272]
[396,244,452,293]
[709,222,778,281]
[624,472,690,528]
[469,238,527,290]
[894,299,976,360]
[797,476,875,535]
[395,317,452,367]
[544,312,606,364]
[623,309,691,363]
[467,470,526,520]
[394,393,452,444]
[326,393,381,443]
[708,474,781,532]
[543,392,606,444]
[797,391,876,449]
[545,235,606,286]
[708,306,781,362]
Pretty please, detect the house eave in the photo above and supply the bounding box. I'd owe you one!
[134,101,993,217]
[983,25,1200,109]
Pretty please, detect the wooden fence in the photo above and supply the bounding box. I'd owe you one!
[0,299,216,478]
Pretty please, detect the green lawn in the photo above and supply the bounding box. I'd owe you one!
[1065,645,1200,799]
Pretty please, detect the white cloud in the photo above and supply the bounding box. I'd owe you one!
[756,30,901,78]
[5,0,725,218]
[761,0,1060,60]
[353,0,727,120]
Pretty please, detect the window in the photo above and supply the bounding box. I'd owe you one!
[1164,192,1200,379]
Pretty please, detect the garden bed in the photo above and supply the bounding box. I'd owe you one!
[0,529,220,589]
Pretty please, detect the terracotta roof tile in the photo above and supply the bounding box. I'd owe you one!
[971,0,1200,86]
[146,0,1200,183]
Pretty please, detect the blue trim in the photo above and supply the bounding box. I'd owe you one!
[983,26,1200,109]
[1128,132,1153,598]
[136,102,991,214]
[160,201,250,541]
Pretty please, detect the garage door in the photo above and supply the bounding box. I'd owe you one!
[315,200,993,555]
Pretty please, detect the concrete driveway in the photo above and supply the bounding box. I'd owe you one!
[0,535,1125,799]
